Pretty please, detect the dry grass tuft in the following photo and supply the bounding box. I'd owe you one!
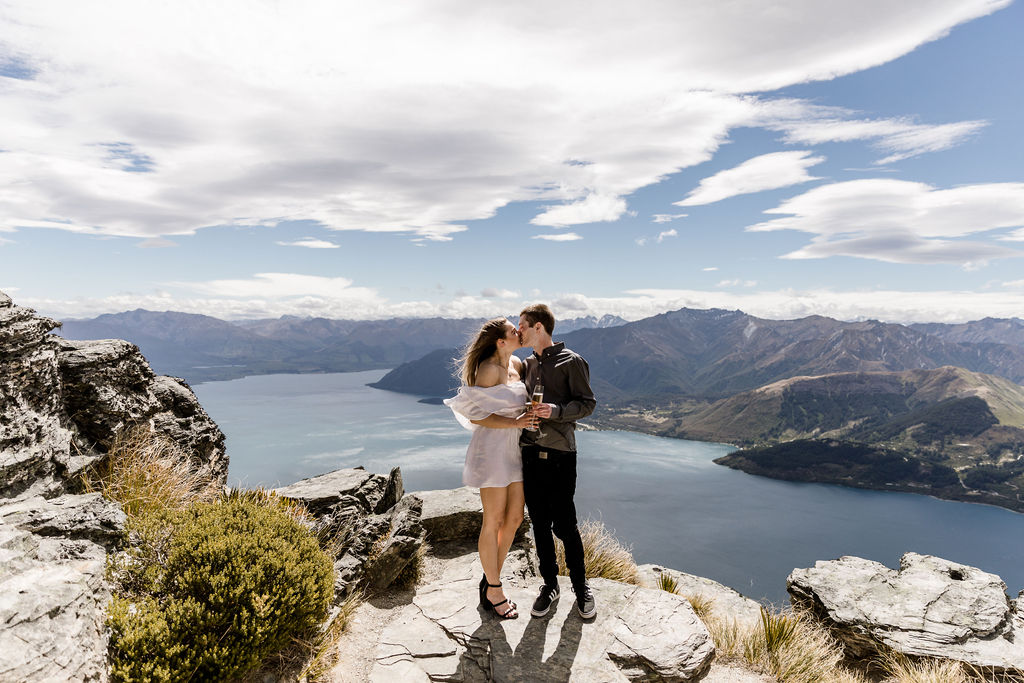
[876,649,968,683]
[224,486,314,526]
[80,426,220,518]
[656,571,680,594]
[706,607,867,683]
[555,518,641,585]
[684,592,715,621]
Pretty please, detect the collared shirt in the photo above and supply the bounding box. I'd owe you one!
[519,342,596,452]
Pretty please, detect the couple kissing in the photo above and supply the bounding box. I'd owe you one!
[444,304,597,620]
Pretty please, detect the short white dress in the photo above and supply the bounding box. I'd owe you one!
[444,381,528,488]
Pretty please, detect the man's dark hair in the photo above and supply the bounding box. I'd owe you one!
[520,304,555,336]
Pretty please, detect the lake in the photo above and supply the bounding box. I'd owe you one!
[193,370,1024,606]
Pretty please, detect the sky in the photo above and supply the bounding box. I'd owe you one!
[2,0,1024,324]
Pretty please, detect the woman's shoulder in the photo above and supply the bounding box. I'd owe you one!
[473,362,504,388]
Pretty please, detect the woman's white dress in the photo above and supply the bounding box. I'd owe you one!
[444,381,527,488]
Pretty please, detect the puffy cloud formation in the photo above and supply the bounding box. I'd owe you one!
[676,151,825,206]
[748,179,1024,265]
[0,0,1006,241]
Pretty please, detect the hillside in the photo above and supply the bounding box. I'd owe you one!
[911,317,1024,347]
[701,367,1024,511]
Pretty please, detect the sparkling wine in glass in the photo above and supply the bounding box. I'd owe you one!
[529,383,544,436]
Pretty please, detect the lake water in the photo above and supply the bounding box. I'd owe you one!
[193,370,1024,606]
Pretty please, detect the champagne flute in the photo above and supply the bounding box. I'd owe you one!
[530,383,544,437]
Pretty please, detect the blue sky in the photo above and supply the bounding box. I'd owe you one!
[2,0,1023,323]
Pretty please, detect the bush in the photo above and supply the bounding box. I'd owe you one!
[108,498,335,683]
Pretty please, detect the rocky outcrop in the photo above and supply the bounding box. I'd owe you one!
[58,338,227,483]
[372,570,715,682]
[0,494,125,682]
[637,565,762,623]
[788,553,1024,674]
[416,486,530,544]
[1,290,227,683]
[276,466,425,596]
[1,292,228,500]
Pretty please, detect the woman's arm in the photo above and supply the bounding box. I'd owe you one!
[470,411,533,429]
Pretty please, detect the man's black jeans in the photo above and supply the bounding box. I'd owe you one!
[522,444,586,590]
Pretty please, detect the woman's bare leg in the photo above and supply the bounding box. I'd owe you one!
[479,486,515,614]
[496,482,525,572]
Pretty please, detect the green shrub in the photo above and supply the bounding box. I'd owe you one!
[108,498,335,683]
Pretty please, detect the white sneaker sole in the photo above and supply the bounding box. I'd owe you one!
[530,594,559,617]
[576,602,596,619]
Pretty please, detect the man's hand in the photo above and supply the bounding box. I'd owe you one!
[533,402,554,419]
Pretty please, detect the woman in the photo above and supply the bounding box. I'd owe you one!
[444,317,535,619]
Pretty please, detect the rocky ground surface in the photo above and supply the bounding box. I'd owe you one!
[329,488,774,683]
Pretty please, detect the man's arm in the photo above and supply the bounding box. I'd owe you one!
[546,355,596,422]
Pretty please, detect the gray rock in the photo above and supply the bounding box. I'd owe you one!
[58,338,227,485]
[275,467,387,515]
[0,494,126,547]
[788,552,1024,673]
[363,495,425,591]
[1,303,70,500]
[637,564,763,623]
[0,525,111,682]
[372,569,714,682]
[416,486,530,544]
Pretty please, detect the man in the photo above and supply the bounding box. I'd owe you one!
[517,304,597,619]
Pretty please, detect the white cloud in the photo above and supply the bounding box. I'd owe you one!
[533,232,583,241]
[703,267,719,271]
[0,236,14,246]
[635,238,648,246]
[481,288,520,298]
[1003,280,1024,289]
[172,273,383,301]
[137,237,176,248]
[652,213,687,223]
[657,229,678,242]
[531,194,627,228]
[276,238,339,249]
[676,151,825,206]
[18,280,1024,325]
[0,0,1007,241]
[747,179,1024,266]
[765,109,986,164]
[716,279,758,287]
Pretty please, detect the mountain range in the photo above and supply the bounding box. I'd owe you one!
[57,310,625,383]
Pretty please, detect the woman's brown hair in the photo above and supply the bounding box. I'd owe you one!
[457,317,509,386]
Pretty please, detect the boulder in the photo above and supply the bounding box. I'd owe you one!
[372,572,715,682]
[416,486,530,543]
[278,467,424,597]
[0,493,125,547]
[363,494,425,591]
[0,525,112,682]
[788,552,1024,674]
[275,466,403,516]
[637,565,763,623]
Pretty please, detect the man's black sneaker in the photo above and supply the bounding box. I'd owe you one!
[573,583,596,619]
[531,584,559,617]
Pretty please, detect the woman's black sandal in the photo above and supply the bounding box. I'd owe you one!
[483,581,518,619]
[479,574,489,606]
